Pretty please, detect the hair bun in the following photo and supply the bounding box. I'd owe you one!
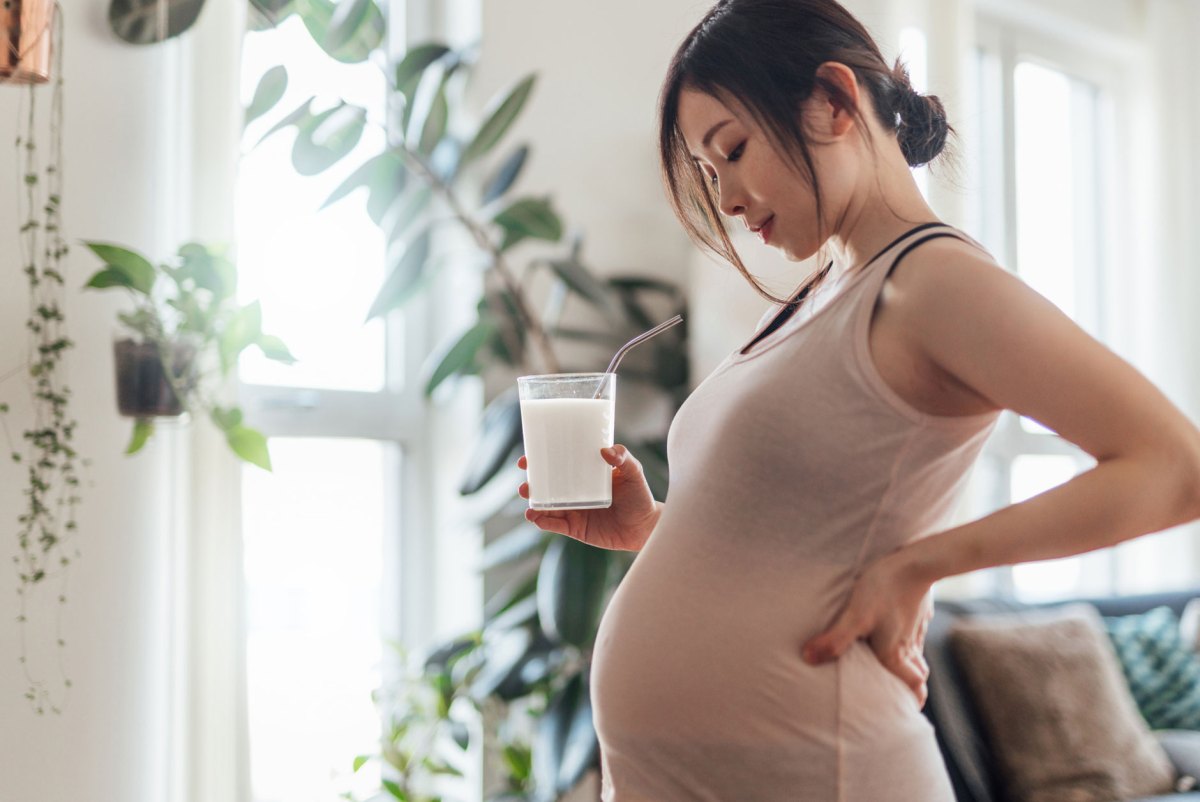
[892,62,949,168]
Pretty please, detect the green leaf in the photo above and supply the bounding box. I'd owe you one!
[478,524,546,572]
[461,75,535,168]
[108,0,205,44]
[385,184,433,241]
[292,102,367,176]
[423,635,481,674]
[500,743,532,784]
[423,319,496,397]
[483,563,539,622]
[323,0,379,53]
[209,406,244,432]
[218,302,264,375]
[468,627,533,701]
[176,242,237,299]
[381,778,407,800]
[81,242,156,295]
[554,673,599,793]
[352,754,369,772]
[480,145,528,206]
[422,757,465,777]
[458,388,522,495]
[393,43,452,101]
[546,257,617,313]
[247,0,295,30]
[84,267,136,291]
[533,672,598,796]
[254,96,315,148]
[245,65,288,126]
[417,84,449,156]
[321,150,408,225]
[537,536,611,649]
[225,425,272,471]
[295,0,384,63]
[125,419,154,455]
[451,720,470,750]
[256,334,297,364]
[485,595,538,636]
[492,197,562,252]
[366,228,432,321]
[607,275,683,298]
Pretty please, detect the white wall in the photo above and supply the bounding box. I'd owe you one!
[0,3,240,800]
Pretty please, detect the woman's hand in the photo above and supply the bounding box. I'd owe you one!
[518,444,661,552]
[800,551,935,708]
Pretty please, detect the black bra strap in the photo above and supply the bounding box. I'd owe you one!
[884,231,971,281]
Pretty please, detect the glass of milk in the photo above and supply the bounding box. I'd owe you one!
[517,372,616,510]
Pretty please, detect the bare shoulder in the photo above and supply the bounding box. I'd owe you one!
[880,233,1198,463]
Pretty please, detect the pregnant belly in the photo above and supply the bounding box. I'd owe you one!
[591,539,923,750]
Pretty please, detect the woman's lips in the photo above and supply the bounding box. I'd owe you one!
[758,215,775,245]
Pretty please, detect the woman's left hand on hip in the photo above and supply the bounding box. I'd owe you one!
[800,551,934,708]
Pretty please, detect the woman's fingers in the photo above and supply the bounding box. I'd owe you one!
[601,445,624,465]
[525,508,568,535]
[886,651,927,704]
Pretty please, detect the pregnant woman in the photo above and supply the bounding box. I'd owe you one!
[518,0,1200,798]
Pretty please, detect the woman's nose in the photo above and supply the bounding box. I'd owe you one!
[717,184,746,218]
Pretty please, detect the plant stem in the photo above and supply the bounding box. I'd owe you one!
[395,146,561,375]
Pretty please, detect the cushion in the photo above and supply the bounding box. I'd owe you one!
[1104,605,1200,730]
[949,603,1177,802]
[1155,730,1200,790]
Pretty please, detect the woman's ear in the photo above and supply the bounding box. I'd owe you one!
[812,61,860,138]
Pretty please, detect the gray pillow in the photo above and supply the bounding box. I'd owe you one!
[1155,729,1200,791]
[949,603,1177,802]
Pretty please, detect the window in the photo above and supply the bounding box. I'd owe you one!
[237,15,409,802]
[961,13,1132,601]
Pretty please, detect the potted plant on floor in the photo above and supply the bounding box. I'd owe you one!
[82,240,295,469]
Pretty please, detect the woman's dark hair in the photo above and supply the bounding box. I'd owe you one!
[659,0,954,303]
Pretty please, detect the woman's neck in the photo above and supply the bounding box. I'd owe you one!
[825,153,941,278]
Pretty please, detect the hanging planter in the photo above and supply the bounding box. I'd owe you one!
[113,337,196,419]
[0,0,56,84]
[83,240,295,468]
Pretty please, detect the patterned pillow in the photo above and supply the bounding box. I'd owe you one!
[1104,605,1200,730]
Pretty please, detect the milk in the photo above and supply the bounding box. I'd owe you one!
[519,397,615,509]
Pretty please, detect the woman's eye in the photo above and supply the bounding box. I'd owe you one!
[728,142,746,162]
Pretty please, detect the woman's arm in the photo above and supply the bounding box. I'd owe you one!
[899,241,1200,578]
[802,240,1200,692]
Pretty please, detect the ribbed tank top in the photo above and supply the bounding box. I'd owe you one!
[592,222,1002,801]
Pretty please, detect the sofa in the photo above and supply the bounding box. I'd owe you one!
[924,588,1200,802]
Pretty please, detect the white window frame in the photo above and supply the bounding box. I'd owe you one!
[965,5,1142,599]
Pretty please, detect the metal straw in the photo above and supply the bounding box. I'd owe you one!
[592,314,684,399]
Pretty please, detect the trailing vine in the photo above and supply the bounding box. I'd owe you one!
[0,6,85,715]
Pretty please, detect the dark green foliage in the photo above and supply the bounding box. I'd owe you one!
[251,26,691,802]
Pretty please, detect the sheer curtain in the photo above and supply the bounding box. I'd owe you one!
[157,0,251,799]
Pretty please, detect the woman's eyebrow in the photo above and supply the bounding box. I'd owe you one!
[688,119,733,160]
[700,118,734,147]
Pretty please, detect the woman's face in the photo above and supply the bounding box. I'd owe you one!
[677,88,855,262]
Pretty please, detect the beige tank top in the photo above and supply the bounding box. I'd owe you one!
[592,222,1002,800]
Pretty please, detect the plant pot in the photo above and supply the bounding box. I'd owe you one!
[113,338,194,418]
[0,0,55,85]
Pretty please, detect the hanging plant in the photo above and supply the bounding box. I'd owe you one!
[0,2,86,716]
[82,241,296,470]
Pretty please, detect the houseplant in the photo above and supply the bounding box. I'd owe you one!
[1,0,86,716]
[246,9,689,798]
[82,240,295,470]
